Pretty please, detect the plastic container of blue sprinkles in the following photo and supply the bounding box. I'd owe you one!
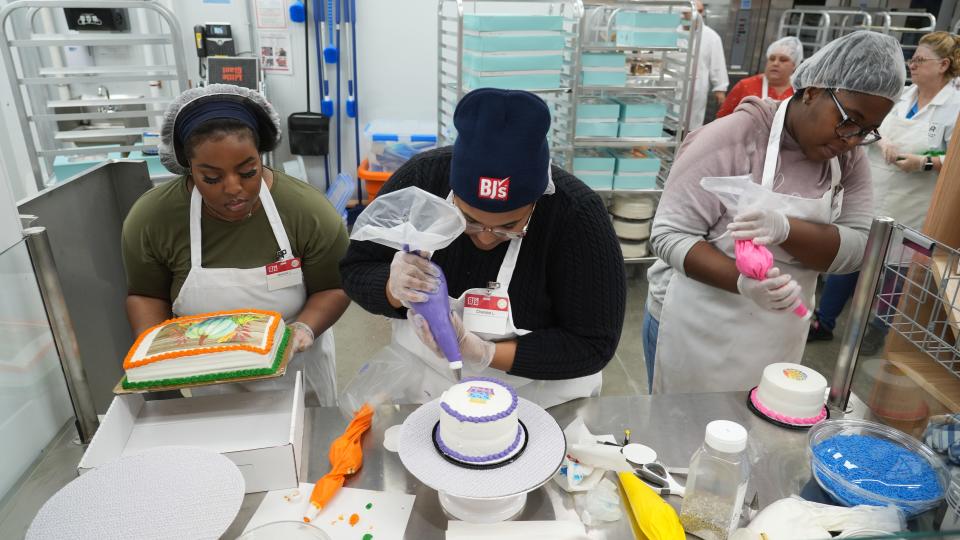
[807,419,949,518]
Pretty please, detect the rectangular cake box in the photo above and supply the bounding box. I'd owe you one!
[462,34,566,53]
[575,119,619,138]
[576,98,620,120]
[464,70,562,90]
[462,51,564,72]
[79,372,306,494]
[462,14,564,32]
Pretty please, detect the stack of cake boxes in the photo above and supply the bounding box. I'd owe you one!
[574,98,663,191]
[613,10,681,48]
[462,14,567,90]
[581,52,627,87]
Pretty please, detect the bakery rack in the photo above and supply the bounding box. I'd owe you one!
[437,0,584,171]
[0,0,190,191]
[575,0,701,264]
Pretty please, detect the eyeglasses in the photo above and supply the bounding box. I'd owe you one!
[827,89,882,146]
[907,56,941,67]
[462,204,536,240]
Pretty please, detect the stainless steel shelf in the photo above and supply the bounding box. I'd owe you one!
[47,97,171,108]
[24,73,179,84]
[36,145,158,158]
[31,110,163,122]
[54,127,152,142]
[12,34,172,46]
[623,256,658,264]
[581,44,686,53]
[580,84,677,93]
[38,65,179,76]
[574,136,676,147]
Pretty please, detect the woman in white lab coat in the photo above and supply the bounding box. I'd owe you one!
[121,84,350,404]
[809,32,960,350]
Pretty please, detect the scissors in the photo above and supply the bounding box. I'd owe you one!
[633,462,687,497]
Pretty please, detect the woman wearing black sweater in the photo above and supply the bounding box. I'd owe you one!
[340,88,626,408]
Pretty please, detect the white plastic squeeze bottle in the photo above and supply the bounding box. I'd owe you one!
[679,420,750,540]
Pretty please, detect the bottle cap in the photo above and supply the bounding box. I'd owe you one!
[704,420,748,453]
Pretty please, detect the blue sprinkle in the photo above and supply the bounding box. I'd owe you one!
[813,434,943,516]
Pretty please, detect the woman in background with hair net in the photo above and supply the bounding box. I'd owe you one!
[120,84,350,405]
[717,36,804,118]
[643,31,906,394]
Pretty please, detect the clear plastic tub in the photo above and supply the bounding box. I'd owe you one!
[363,121,438,173]
[807,419,949,518]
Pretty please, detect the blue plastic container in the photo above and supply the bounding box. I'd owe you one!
[614,173,658,190]
[581,52,627,68]
[614,149,661,173]
[577,98,620,120]
[577,172,614,190]
[615,98,668,120]
[581,69,627,86]
[573,149,616,172]
[463,14,564,32]
[463,52,564,72]
[615,11,682,28]
[615,30,679,48]
[463,34,566,52]
[618,121,664,138]
[464,71,561,90]
[576,120,619,138]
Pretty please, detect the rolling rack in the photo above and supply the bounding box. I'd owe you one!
[437,0,584,171]
[575,0,700,264]
[0,0,190,191]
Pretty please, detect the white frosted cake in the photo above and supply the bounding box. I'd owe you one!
[435,377,524,465]
[122,309,289,390]
[751,362,828,426]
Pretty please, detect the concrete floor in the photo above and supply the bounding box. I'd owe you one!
[332,268,654,398]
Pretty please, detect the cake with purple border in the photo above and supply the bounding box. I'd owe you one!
[435,377,525,465]
[751,362,828,427]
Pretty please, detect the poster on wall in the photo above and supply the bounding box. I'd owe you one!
[255,0,287,29]
[258,31,293,75]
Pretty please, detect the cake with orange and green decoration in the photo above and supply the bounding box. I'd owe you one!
[121,309,289,390]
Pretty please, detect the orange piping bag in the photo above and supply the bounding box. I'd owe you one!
[303,404,374,523]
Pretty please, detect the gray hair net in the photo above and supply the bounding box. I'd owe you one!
[159,84,282,175]
[792,30,906,102]
[766,36,803,66]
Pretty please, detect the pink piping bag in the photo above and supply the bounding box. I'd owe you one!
[734,240,811,319]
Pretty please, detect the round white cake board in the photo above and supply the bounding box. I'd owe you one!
[27,446,245,540]
[398,398,565,500]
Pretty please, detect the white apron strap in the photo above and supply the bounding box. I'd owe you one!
[761,75,769,100]
[761,97,791,189]
[188,179,294,269]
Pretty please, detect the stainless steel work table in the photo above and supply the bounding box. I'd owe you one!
[224,391,835,538]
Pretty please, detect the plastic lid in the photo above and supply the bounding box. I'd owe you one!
[704,420,748,453]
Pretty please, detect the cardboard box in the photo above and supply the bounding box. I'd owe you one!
[79,372,305,494]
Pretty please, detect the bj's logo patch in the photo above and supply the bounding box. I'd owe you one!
[478,177,510,201]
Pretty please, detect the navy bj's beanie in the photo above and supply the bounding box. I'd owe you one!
[450,88,551,212]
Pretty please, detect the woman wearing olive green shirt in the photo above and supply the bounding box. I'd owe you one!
[121,85,349,404]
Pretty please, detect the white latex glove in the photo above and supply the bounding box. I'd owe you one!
[894,153,925,173]
[737,268,802,312]
[878,140,899,164]
[409,311,495,371]
[728,208,791,246]
[387,250,440,307]
[288,321,315,353]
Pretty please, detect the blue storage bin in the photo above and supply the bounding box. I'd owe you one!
[581,52,626,68]
[615,30,679,48]
[615,98,668,120]
[577,172,614,190]
[53,147,122,182]
[464,71,561,90]
[618,121,664,138]
[128,149,169,177]
[581,69,627,86]
[576,120,619,138]
[463,52,564,72]
[577,98,620,120]
[463,34,566,52]
[615,11,682,28]
[614,149,662,173]
[573,149,616,172]
[614,173,658,190]
[463,14,564,32]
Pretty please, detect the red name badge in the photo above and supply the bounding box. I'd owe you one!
[463,293,510,335]
[265,258,303,291]
[266,258,302,275]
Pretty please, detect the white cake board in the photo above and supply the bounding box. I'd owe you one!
[397,398,565,501]
[27,446,245,540]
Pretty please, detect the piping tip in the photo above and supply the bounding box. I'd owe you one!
[453,367,462,381]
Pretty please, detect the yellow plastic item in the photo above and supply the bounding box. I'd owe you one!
[618,471,686,540]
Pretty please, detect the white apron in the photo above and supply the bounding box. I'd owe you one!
[653,97,842,394]
[387,194,602,409]
[869,112,940,231]
[761,75,769,99]
[172,180,337,405]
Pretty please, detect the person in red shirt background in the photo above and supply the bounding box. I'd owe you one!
[717,37,804,118]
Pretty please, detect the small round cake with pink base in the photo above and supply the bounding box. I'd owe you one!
[749,362,829,428]
[434,377,526,467]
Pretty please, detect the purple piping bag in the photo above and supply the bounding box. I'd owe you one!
[404,245,463,379]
